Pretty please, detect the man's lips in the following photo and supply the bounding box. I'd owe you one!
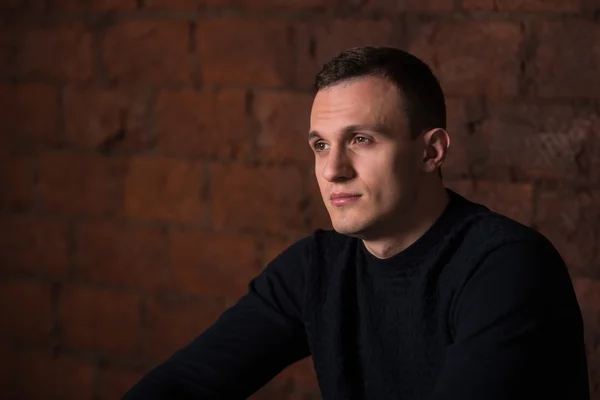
[330,193,361,206]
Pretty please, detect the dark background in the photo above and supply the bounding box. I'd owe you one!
[0,0,599,398]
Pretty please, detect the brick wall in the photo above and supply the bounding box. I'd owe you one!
[0,0,599,399]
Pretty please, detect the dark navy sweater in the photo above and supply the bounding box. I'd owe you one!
[123,190,590,399]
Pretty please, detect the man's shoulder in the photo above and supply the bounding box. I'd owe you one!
[449,189,550,252]
[442,210,570,306]
[464,210,550,250]
[451,208,564,274]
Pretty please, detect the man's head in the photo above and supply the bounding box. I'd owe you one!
[309,46,450,239]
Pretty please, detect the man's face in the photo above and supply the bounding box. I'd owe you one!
[309,76,422,238]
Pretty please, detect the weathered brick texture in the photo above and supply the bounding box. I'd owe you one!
[1,1,599,398]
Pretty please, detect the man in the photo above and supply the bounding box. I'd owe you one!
[123,47,590,399]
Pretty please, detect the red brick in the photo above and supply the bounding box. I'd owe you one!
[54,0,136,11]
[475,102,599,181]
[445,180,533,226]
[147,0,328,9]
[535,189,600,276]
[145,0,232,9]
[122,156,205,222]
[102,20,191,84]
[14,350,94,400]
[210,163,306,234]
[593,137,600,186]
[30,0,47,6]
[574,278,600,327]
[306,173,332,232]
[254,91,314,164]
[296,19,399,89]
[442,97,486,178]
[286,390,323,400]
[0,137,7,159]
[74,220,169,291]
[0,157,36,211]
[277,357,319,389]
[527,20,600,98]
[39,152,114,215]
[584,0,600,11]
[96,365,145,400]
[170,231,262,298]
[196,17,296,87]
[460,0,494,9]
[408,21,522,97]
[156,89,251,158]
[0,280,54,343]
[12,22,93,82]
[0,216,67,278]
[265,236,297,265]
[63,87,154,152]
[1,0,23,9]
[0,35,8,90]
[59,284,141,355]
[0,216,68,277]
[141,296,225,360]
[237,0,329,10]
[0,345,13,399]
[0,138,7,159]
[350,0,453,12]
[591,362,600,400]
[572,278,600,364]
[0,84,59,151]
[249,379,290,400]
[496,0,580,11]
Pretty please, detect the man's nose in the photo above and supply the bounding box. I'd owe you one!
[321,147,355,182]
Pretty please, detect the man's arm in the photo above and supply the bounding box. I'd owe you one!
[122,237,312,399]
[430,239,590,400]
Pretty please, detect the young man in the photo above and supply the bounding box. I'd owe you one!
[123,47,590,399]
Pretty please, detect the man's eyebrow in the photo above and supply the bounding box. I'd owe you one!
[307,131,321,141]
[308,124,391,141]
[343,124,391,135]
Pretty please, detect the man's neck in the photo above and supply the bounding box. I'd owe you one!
[362,183,450,259]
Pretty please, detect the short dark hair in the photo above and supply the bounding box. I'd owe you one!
[314,46,446,140]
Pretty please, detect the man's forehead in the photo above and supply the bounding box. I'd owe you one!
[310,78,404,131]
[315,76,398,99]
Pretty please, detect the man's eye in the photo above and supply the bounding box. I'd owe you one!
[354,136,372,145]
[314,141,330,152]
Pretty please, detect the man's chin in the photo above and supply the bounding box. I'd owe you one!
[330,211,391,240]
[331,219,370,238]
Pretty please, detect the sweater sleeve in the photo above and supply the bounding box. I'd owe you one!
[121,236,313,400]
[429,239,590,400]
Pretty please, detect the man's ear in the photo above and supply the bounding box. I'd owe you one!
[421,128,450,173]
